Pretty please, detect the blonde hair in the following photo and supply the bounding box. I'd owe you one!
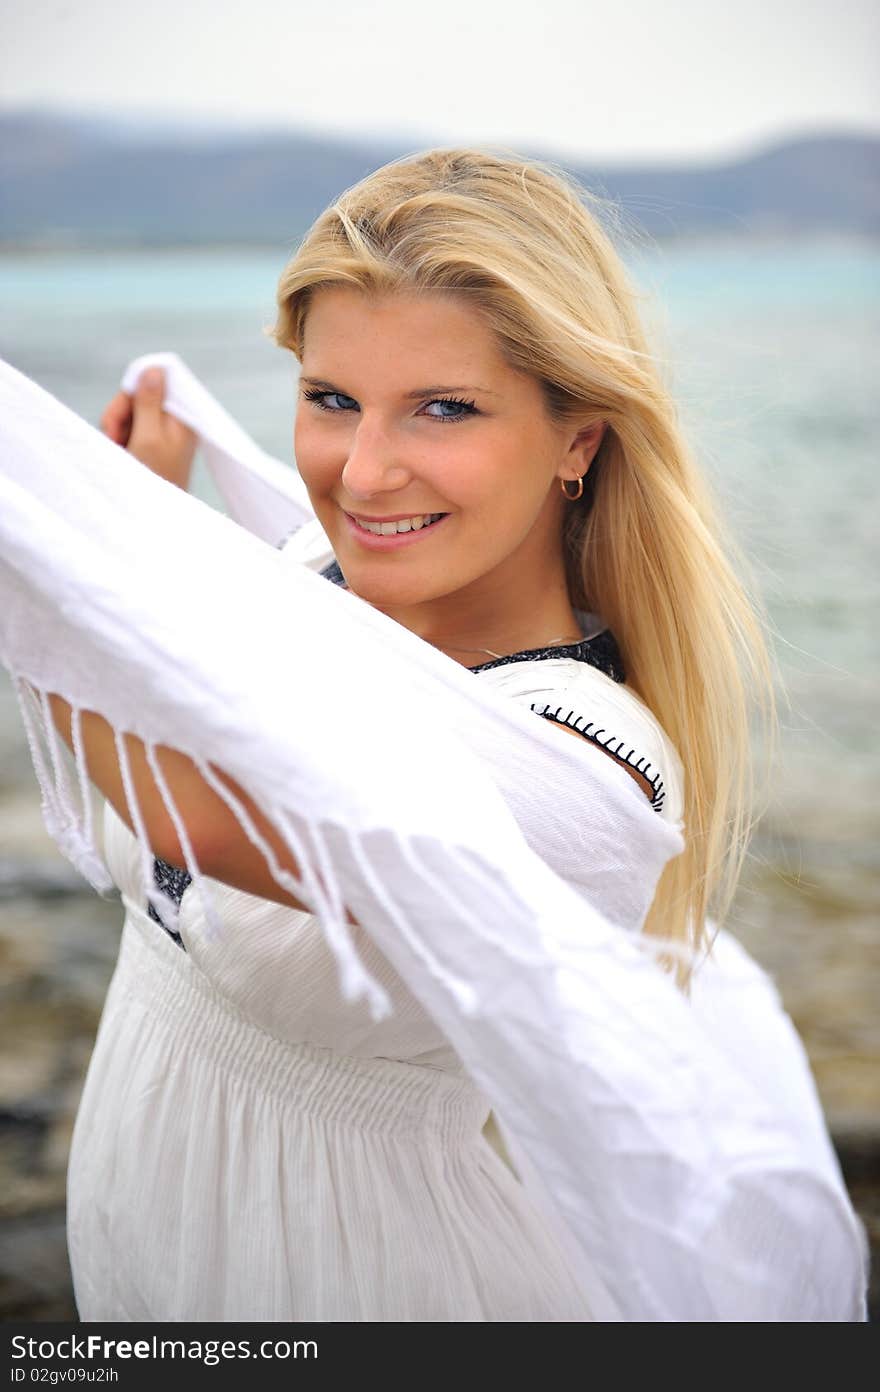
[270,147,776,978]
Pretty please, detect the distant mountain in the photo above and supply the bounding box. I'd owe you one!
[1,111,878,247]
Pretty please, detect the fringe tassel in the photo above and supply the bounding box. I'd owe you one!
[144,741,222,940]
[12,677,114,892]
[271,809,391,1020]
[194,759,312,904]
[70,704,96,850]
[39,687,78,831]
[296,816,348,927]
[189,762,393,1022]
[46,694,115,892]
[13,677,63,837]
[113,728,174,931]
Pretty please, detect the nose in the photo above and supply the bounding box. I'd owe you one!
[340,416,412,502]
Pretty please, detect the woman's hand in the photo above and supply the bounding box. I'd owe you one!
[100,366,197,490]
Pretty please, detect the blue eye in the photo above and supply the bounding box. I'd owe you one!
[302,389,358,412]
[423,397,477,422]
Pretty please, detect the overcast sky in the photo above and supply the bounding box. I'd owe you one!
[2,0,878,164]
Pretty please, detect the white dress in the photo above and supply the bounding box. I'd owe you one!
[66,532,683,1323]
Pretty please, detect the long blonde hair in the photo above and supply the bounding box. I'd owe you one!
[270,147,776,973]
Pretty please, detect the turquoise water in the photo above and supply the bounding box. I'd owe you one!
[1,240,878,870]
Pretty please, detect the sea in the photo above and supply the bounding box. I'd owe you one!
[0,237,878,1127]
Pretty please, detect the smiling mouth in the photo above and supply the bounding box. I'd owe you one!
[347,512,447,536]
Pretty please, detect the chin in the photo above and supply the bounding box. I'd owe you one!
[344,570,433,609]
[341,559,457,611]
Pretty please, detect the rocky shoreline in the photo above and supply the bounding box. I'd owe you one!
[1,857,877,1321]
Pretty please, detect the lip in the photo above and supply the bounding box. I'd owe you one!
[341,509,450,551]
[347,512,436,523]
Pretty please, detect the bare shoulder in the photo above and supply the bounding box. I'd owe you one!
[476,656,684,823]
[547,717,657,802]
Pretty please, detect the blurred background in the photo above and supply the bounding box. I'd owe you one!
[1,0,878,1320]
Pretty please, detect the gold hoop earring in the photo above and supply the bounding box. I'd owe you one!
[560,476,584,501]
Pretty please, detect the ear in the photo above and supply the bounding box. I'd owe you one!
[557,420,606,487]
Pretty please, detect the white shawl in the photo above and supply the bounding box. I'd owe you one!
[0,352,867,1321]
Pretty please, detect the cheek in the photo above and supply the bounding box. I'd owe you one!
[457,445,554,522]
[436,439,517,509]
[293,417,343,494]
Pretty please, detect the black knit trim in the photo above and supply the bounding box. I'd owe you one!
[321,558,346,586]
[318,560,626,681]
[147,857,191,949]
[466,629,624,681]
[531,703,666,813]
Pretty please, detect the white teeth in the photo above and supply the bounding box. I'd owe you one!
[354,513,443,535]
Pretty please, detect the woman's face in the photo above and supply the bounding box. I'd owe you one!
[294,287,602,620]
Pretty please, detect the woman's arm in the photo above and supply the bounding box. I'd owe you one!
[47,693,313,913]
[46,694,650,917]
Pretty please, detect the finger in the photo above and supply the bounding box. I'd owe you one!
[100,392,133,445]
[134,366,165,410]
[128,367,166,451]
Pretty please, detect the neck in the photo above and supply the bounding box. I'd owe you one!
[371,541,580,668]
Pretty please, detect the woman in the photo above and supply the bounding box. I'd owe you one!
[29,148,863,1320]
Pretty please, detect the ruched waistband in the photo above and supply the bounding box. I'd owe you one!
[109,900,491,1144]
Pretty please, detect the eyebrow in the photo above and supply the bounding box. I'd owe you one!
[300,376,499,398]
